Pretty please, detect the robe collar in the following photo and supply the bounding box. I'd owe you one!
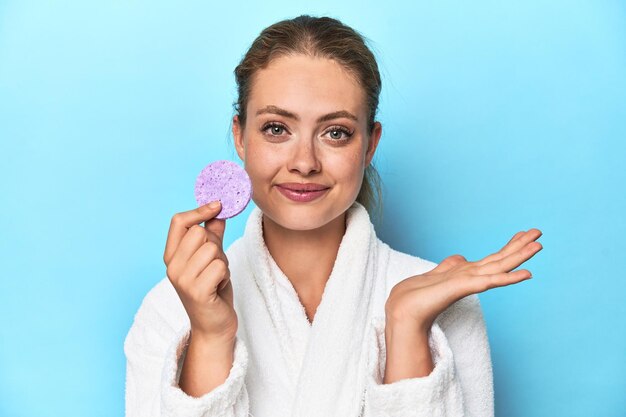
[242,201,380,417]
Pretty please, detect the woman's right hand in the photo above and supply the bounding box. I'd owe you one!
[163,201,238,344]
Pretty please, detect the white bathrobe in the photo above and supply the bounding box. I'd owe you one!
[124,202,494,417]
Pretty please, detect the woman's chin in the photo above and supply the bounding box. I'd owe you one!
[258,204,340,232]
[268,210,330,231]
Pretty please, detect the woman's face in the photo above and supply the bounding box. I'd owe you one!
[233,54,382,231]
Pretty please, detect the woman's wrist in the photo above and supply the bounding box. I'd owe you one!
[179,329,236,397]
[383,320,434,383]
[189,328,236,354]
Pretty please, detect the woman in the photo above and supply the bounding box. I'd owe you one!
[124,15,542,417]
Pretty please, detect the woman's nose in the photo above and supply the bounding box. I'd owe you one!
[287,138,321,176]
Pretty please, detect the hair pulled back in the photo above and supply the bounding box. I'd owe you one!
[233,15,383,218]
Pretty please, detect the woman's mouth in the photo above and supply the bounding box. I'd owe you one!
[275,183,330,203]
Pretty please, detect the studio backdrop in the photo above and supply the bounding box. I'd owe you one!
[0,1,624,416]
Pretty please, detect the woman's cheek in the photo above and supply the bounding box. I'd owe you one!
[332,147,363,177]
[245,141,271,174]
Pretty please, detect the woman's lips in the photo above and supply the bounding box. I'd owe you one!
[275,184,330,203]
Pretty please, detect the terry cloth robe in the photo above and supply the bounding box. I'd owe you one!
[124,202,494,417]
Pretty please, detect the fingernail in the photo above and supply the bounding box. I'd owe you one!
[208,200,221,209]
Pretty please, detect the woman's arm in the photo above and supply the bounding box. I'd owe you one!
[383,320,434,382]
[362,312,464,416]
[362,230,540,415]
[124,291,249,417]
[178,331,236,397]
[435,294,494,415]
[362,294,492,417]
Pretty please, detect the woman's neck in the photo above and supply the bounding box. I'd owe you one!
[262,211,346,303]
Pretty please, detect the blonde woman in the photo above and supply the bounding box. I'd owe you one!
[124,15,542,417]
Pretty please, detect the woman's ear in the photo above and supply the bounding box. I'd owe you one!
[232,115,245,161]
[365,121,382,166]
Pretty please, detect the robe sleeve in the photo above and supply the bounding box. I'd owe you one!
[362,294,494,417]
[124,294,250,417]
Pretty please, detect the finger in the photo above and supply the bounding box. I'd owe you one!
[202,228,225,252]
[478,241,543,275]
[179,241,222,287]
[502,228,542,255]
[164,201,222,265]
[473,269,532,293]
[430,254,467,274]
[194,258,230,301]
[476,229,542,267]
[167,225,209,279]
[509,231,526,244]
[204,217,226,246]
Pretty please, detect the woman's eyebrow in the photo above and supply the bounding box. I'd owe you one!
[255,105,358,123]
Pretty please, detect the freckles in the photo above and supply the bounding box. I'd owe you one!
[345,147,364,166]
[326,152,363,183]
[244,139,284,179]
[242,144,264,177]
[243,136,265,162]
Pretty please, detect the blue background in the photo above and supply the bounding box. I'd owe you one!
[1,1,624,416]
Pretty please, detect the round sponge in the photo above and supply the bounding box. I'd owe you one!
[194,160,252,219]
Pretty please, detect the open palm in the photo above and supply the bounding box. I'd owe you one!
[385,229,543,332]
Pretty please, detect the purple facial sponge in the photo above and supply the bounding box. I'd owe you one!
[194,160,252,219]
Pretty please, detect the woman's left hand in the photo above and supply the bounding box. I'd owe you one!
[385,229,543,333]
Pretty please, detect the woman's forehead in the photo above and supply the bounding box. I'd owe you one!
[247,54,367,120]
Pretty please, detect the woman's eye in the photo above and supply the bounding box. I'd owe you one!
[263,123,287,136]
[326,127,353,141]
[270,125,284,135]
